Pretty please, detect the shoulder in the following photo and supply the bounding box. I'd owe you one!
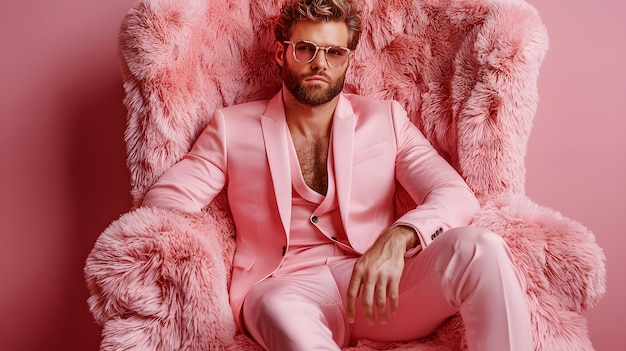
[210,99,273,134]
[342,93,404,115]
[340,93,407,129]
[219,99,270,118]
[342,92,391,106]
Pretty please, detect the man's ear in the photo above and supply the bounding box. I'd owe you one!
[345,51,355,70]
[275,41,285,68]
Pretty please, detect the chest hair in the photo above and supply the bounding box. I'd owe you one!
[293,137,329,195]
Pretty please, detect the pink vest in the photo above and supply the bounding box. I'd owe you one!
[276,129,357,276]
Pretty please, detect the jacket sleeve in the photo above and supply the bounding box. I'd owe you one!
[141,110,228,213]
[389,101,480,251]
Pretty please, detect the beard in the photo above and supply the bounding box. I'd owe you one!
[282,60,346,106]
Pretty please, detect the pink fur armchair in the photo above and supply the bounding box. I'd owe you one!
[84,0,606,349]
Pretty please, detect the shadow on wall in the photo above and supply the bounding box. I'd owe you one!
[62,64,130,350]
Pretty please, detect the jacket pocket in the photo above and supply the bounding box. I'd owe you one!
[232,251,256,271]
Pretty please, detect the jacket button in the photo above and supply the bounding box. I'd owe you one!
[431,228,444,240]
[311,215,319,224]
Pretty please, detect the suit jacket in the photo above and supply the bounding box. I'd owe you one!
[142,91,480,329]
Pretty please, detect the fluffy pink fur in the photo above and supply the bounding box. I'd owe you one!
[85,0,606,350]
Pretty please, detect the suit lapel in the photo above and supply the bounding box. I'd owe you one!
[261,93,292,239]
[261,92,356,240]
[332,94,355,231]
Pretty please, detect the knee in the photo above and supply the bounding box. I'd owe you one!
[440,226,513,272]
[473,228,507,255]
[438,227,516,303]
[446,226,507,256]
[245,285,299,322]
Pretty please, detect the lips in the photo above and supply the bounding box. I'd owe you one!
[305,75,329,83]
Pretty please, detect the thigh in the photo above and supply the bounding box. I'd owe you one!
[243,265,350,348]
[327,236,463,343]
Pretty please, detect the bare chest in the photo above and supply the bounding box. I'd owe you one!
[292,137,329,195]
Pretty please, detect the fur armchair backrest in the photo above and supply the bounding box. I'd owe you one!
[87,1,606,349]
[119,0,548,208]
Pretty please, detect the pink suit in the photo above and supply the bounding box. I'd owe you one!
[142,92,532,350]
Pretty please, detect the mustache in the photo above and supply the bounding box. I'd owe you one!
[302,72,331,80]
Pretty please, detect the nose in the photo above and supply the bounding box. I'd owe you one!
[311,49,328,70]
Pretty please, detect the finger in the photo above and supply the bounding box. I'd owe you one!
[376,279,388,324]
[388,276,400,315]
[361,279,376,325]
[346,273,362,324]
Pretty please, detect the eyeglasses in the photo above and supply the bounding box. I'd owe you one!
[283,40,351,68]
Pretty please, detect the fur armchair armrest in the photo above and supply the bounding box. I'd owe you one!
[84,205,237,350]
[473,193,606,315]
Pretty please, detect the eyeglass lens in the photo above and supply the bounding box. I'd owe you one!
[293,41,350,67]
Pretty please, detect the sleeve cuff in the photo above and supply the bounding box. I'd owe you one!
[392,222,425,258]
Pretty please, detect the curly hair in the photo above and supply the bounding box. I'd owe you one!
[275,0,362,50]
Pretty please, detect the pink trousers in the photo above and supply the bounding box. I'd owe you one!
[242,227,533,351]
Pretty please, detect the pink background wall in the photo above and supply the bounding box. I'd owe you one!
[0,0,623,350]
[524,0,625,350]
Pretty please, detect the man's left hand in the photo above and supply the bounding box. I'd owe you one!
[345,226,418,325]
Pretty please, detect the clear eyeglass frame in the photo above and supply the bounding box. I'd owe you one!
[283,40,351,68]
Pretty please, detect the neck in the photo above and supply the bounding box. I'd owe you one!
[282,88,339,138]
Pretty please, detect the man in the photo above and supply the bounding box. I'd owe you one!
[142,0,533,350]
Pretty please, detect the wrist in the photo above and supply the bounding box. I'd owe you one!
[393,225,419,251]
